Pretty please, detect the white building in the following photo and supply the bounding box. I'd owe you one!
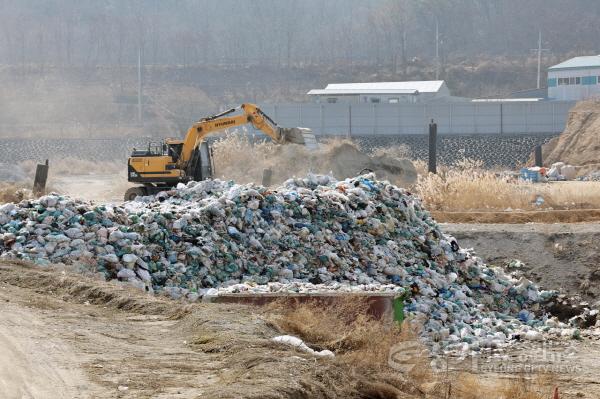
[548,55,600,101]
[307,81,452,104]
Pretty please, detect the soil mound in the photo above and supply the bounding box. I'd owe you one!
[540,100,600,168]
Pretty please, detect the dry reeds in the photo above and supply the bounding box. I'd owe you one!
[211,132,368,186]
[415,160,532,211]
[450,373,550,399]
[267,297,408,370]
[266,297,556,398]
[415,158,600,211]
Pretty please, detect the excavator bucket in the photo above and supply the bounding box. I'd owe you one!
[277,127,319,149]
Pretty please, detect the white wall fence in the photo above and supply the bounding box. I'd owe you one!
[258,101,576,136]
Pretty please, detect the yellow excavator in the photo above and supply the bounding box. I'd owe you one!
[125,103,314,200]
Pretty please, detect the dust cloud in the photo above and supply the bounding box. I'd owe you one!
[211,132,417,187]
[2,158,128,203]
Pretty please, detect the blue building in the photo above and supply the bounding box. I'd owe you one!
[548,55,600,101]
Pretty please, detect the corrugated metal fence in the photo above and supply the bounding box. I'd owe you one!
[258,101,576,136]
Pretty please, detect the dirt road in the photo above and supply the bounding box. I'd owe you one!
[0,295,92,398]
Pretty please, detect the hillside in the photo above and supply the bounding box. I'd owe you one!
[0,55,566,139]
[541,100,600,169]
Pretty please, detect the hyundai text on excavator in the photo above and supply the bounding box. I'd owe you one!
[125,103,315,200]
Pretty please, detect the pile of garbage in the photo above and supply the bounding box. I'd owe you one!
[520,162,577,182]
[0,174,578,351]
[545,162,577,181]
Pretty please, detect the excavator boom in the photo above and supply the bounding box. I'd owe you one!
[179,103,308,163]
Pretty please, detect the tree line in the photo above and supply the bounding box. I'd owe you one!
[1,0,599,69]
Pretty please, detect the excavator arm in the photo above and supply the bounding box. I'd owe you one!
[179,103,307,164]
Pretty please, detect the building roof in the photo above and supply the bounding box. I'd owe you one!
[307,89,418,96]
[307,80,445,96]
[549,55,600,71]
[471,98,543,102]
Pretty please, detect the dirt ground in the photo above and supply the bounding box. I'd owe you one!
[50,173,129,203]
[1,259,600,398]
[434,209,600,224]
[443,223,600,302]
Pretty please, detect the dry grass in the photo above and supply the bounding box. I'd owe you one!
[536,181,600,209]
[0,182,32,203]
[267,297,408,370]
[211,131,279,184]
[415,158,600,212]
[266,297,557,398]
[415,159,532,211]
[450,374,551,399]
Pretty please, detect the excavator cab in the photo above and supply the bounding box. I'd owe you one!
[126,140,213,200]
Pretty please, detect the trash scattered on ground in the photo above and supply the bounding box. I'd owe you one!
[521,162,577,182]
[520,166,542,182]
[272,335,335,358]
[547,162,577,181]
[0,173,585,353]
[578,171,600,181]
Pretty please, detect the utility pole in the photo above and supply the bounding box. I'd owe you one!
[530,31,550,89]
[435,18,440,80]
[138,47,143,125]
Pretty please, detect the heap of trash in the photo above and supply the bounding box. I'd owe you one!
[520,162,577,182]
[0,174,579,352]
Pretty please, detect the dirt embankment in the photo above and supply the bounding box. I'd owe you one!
[540,100,600,172]
[443,223,600,302]
[433,208,600,224]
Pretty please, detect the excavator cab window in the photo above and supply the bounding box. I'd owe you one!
[131,145,157,157]
[148,142,163,156]
[167,143,183,163]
